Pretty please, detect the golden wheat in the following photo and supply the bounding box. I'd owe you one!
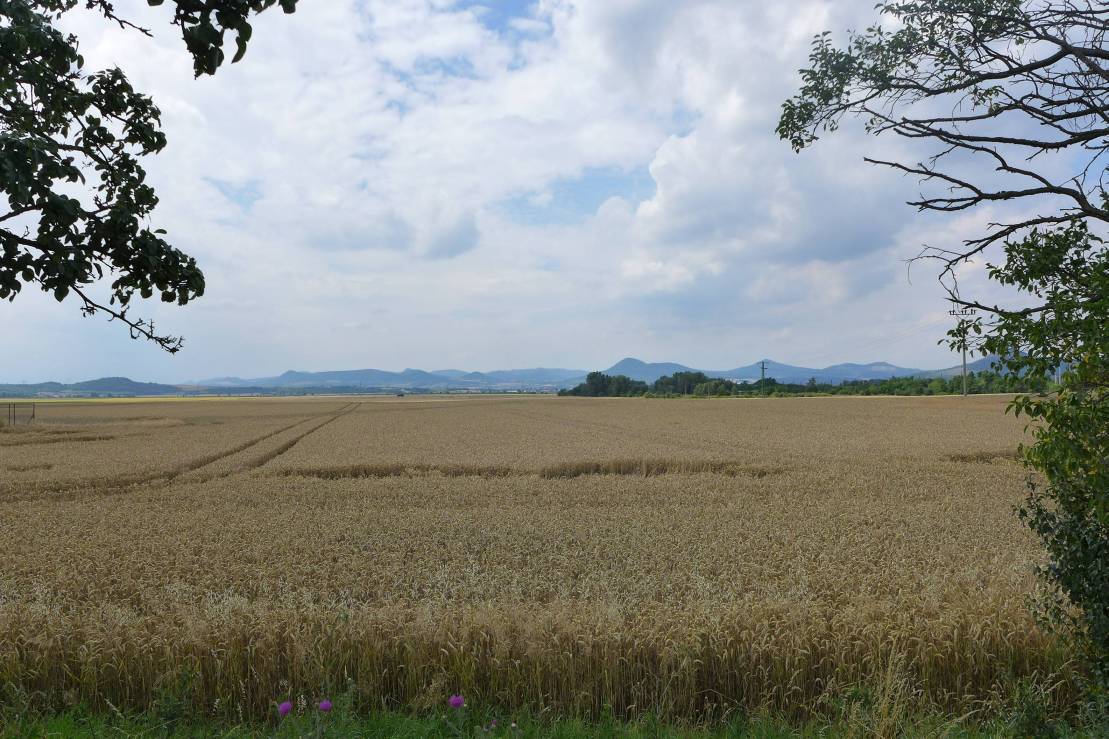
[0,395,1072,722]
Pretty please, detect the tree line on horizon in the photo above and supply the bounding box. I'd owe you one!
[559,370,1050,398]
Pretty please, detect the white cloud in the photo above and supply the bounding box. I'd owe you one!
[1,0,1035,381]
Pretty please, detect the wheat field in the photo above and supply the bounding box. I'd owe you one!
[0,395,1072,722]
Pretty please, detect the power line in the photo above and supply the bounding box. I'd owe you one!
[948,306,978,396]
[785,313,952,369]
[789,316,950,368]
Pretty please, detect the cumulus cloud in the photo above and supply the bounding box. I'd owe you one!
[0,0,1034,382]
[423,212,481,258]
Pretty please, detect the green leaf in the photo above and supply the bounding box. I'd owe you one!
[232,24,252,63]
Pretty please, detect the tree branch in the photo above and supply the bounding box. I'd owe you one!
[71,285,184,353]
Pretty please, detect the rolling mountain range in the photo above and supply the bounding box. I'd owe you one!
[0,377,183,397]
[597,356,999,385]
[196,366,587,390]
[0,356,1002,397]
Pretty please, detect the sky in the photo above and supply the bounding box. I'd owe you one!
[1,0,1036,382]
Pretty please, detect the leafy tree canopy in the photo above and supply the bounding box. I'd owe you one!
[1,0,298,351]
[778,0,1108,692]
[559,371,648,398]
[558,370,1045,398]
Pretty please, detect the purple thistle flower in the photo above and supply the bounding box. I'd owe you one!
[277,701,292,718]
[318,699,332,712]
[448,694,465,709]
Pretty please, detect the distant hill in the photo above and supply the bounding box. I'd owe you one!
[601,358,699,383]
[728,360,925,384]
[196,375,251,387]
[0,377,182,397]
[481,368,587,384]
[431,369,470,379]
[570,358,928,387]
[916,355,1001,379]
[270,368,447,388]
[196,366,590,390]
[4,355,1006,397]
[603,358,925,385]
[821,361,923,381]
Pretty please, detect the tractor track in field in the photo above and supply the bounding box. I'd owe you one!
[0,403,357,502]
[180,402,359,481]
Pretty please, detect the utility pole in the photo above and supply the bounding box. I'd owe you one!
[962,345,968,396]
[948,306,978,396]
[760,360,767,383]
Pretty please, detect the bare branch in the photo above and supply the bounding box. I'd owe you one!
[71,285,184,353]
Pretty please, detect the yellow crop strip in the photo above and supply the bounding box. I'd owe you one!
[0,395,1072,722]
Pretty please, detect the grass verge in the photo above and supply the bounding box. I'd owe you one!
[2,703,1107,738]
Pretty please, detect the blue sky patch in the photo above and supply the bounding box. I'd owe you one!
[457,0,544,36]
[205,177,263,212]
[498,166,656,226]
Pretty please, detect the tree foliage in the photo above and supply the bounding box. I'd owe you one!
[652,371,715,396]
[1,0,297,351]
[778,0,1108,693]
[1000,222,1108,686]
[559,371,648,397]
[778,0,1109,252]
[558,369,1046,398]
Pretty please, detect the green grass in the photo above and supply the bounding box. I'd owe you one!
[2,706,1106,739]
[3,675,1105,737]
